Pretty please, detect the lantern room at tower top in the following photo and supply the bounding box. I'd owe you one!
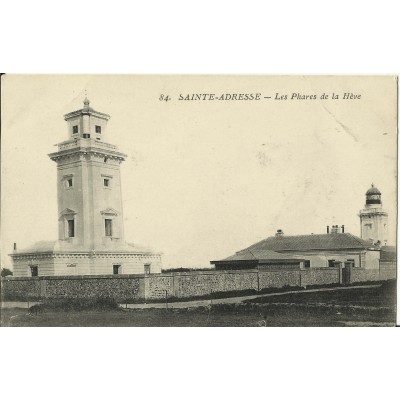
[10,99,162,277]
[64,97,111,141]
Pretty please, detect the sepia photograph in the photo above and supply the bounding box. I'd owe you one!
[2,3,400,400]
[1,75,397,327]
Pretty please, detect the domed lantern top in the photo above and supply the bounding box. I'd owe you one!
[366,183,381,205]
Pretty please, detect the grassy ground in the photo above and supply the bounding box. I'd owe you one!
[1,281,396,327]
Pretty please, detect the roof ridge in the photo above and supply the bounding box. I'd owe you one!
[345,232,373,247]
[240,231,375,252]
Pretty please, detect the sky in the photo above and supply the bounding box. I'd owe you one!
[1,75,397,269]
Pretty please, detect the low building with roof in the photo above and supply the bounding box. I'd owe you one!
[211,248,305,271]
[211,228,381,271]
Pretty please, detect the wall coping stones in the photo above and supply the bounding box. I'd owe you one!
[2,274,147,281]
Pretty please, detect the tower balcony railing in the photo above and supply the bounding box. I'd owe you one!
[359,207,387,214]
[57,138,117,151]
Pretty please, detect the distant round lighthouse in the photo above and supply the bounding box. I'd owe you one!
[358,184,388,246]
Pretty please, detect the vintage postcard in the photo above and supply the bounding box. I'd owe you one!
[1,75,397,326]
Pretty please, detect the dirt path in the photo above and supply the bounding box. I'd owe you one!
[1,301,41,309]
[120,284,381,309]
[1,284,381,310]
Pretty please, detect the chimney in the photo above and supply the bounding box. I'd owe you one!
[326,226,330,234]
[13,242,17,251]
[275,229,284,237]
[341,225,345,233]
[331,225,339,234]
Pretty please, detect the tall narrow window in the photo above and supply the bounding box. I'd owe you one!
[104,178,110,187]
[113,264,120,275]
[144,264,151,275]
[95,125,101,133]
[105,219,112,237]
[68,219,75,237]
[67,178,73,188]
[30,266,38,277]
[72,125,78,134]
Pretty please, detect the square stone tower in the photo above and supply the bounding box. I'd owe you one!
[49,98,127,251]
[10,99,162,276]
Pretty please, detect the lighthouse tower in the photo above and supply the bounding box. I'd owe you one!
[359,184,388,246]
[10,99,161,277]
[49,98,127,251]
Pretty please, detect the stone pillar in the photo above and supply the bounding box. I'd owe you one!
[344,261,352,284]
[40,279,47,299]
[333,261,343,284]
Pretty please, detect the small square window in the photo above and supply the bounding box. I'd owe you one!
[113,265,120,275]
[67,178,73,188]
[346,259,356,267]
[104,178,110,187]
[95,125,101,133]
[72,125,78,134]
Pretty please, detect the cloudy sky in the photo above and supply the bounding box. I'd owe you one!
[1,75,397,269]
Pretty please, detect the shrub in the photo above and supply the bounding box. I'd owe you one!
[1,268,13,278]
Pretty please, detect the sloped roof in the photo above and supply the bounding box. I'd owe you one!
[242,233,377,253]
[366,185,381,195]
[64,101,110,121]
[212,249,303,263]
[380,246,396,261]
[11,241,161,255]
[126,242,158,254]
[13,241,58,253]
